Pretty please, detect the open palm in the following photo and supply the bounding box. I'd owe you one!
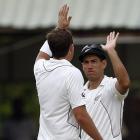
[57,4,72,29]
[101,32,119,51]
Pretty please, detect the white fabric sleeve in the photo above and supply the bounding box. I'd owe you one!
[110,78,129,100]
[40,40,52,57]
[33,59,46,84]
[66,68,86,109]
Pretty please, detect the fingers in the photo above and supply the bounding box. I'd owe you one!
[64,5,69,17]
[111,32,114,40]
[107,31,119,41]
[115,32,119,40]
[59,4,65,16]
[59,4,69,16]
[59,4,72,22]
[63,4,67,16]
[107,35,110,43]
[109,32,114,40]
[68,16,72,23]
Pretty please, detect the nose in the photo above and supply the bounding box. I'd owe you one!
[87,62,93,69]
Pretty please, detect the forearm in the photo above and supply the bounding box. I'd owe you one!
[79,113,102,140]
[36,4,71,61]
[107,48,130,91]
[74,107,102,140]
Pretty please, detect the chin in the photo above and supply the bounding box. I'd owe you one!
[87,75,95,81]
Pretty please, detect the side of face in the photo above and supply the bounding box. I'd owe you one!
[82,55,107,81]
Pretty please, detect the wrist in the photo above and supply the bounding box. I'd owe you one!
[106,48,116,54]
[56,26,67,30]
[106,48,119,60]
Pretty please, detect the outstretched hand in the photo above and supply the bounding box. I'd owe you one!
[101,31,119,51]
[57,4,72,29]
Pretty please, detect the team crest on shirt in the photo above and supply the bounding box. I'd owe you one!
[81,92,85,97]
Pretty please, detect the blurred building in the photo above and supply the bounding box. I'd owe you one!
[0,0,140,81]
[0,0,140,140]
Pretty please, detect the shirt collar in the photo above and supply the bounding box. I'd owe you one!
[50,58,72,66]
[99,75,107,86]
[84,75,107,90]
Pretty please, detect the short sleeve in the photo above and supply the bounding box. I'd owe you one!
[109,78,129,100]
[34,59,46,83]
[40,40,52,57]
[66,68,86,109]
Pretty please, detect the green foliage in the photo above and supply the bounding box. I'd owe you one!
[0,83,39,121]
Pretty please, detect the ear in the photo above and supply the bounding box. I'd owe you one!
[69,50,71,55]
[102,59,107,69]
[70,44,74,51]
[69,44,74,54]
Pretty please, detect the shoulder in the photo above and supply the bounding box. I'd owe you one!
[103,76,128,100]
[102,76,117,93]
[34,59,45,71]
[103,76,116,86]
[65,66,84,85]
[68,66,83,78]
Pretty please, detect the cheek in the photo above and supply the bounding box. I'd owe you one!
[82,65,87,71]
[100,63,105,70]
[82,67,85,73]
[82,67,88,75]
[96,65,104,73]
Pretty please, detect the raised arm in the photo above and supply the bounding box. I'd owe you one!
[36,4,72,61]
[101,32,130,94]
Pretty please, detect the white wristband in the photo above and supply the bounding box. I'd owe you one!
[40,40,52,57]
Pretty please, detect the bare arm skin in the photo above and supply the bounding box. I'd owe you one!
[36,51,50,61]
[35,5,103,139]
[73,106,103,140]
[101,32,130,94]
[36,4,71,61]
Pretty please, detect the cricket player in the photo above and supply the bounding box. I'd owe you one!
[79,32,130,140]
[34,5,102,140]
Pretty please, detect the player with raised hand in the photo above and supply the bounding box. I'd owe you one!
[79,32,130,140]
[34,4,103,140]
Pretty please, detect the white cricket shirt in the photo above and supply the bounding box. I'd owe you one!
[81,76,128,140]
[34,58,85,140]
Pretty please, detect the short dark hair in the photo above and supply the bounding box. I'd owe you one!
[46,29,73,58]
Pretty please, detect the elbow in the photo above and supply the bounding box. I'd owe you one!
[75,114,85,124]
[125,77,131,89]
[120,78,131,90]
[73,105,87,125]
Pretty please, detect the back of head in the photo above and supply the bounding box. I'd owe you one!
[47,29,73,59]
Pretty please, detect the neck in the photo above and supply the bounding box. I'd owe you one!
[53,54,71,61]
[53,56,70,61]
[88,75,104,90]
[53,57,65,60]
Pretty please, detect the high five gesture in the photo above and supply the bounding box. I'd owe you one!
[57,4,72,29]
[101,31,119,50]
